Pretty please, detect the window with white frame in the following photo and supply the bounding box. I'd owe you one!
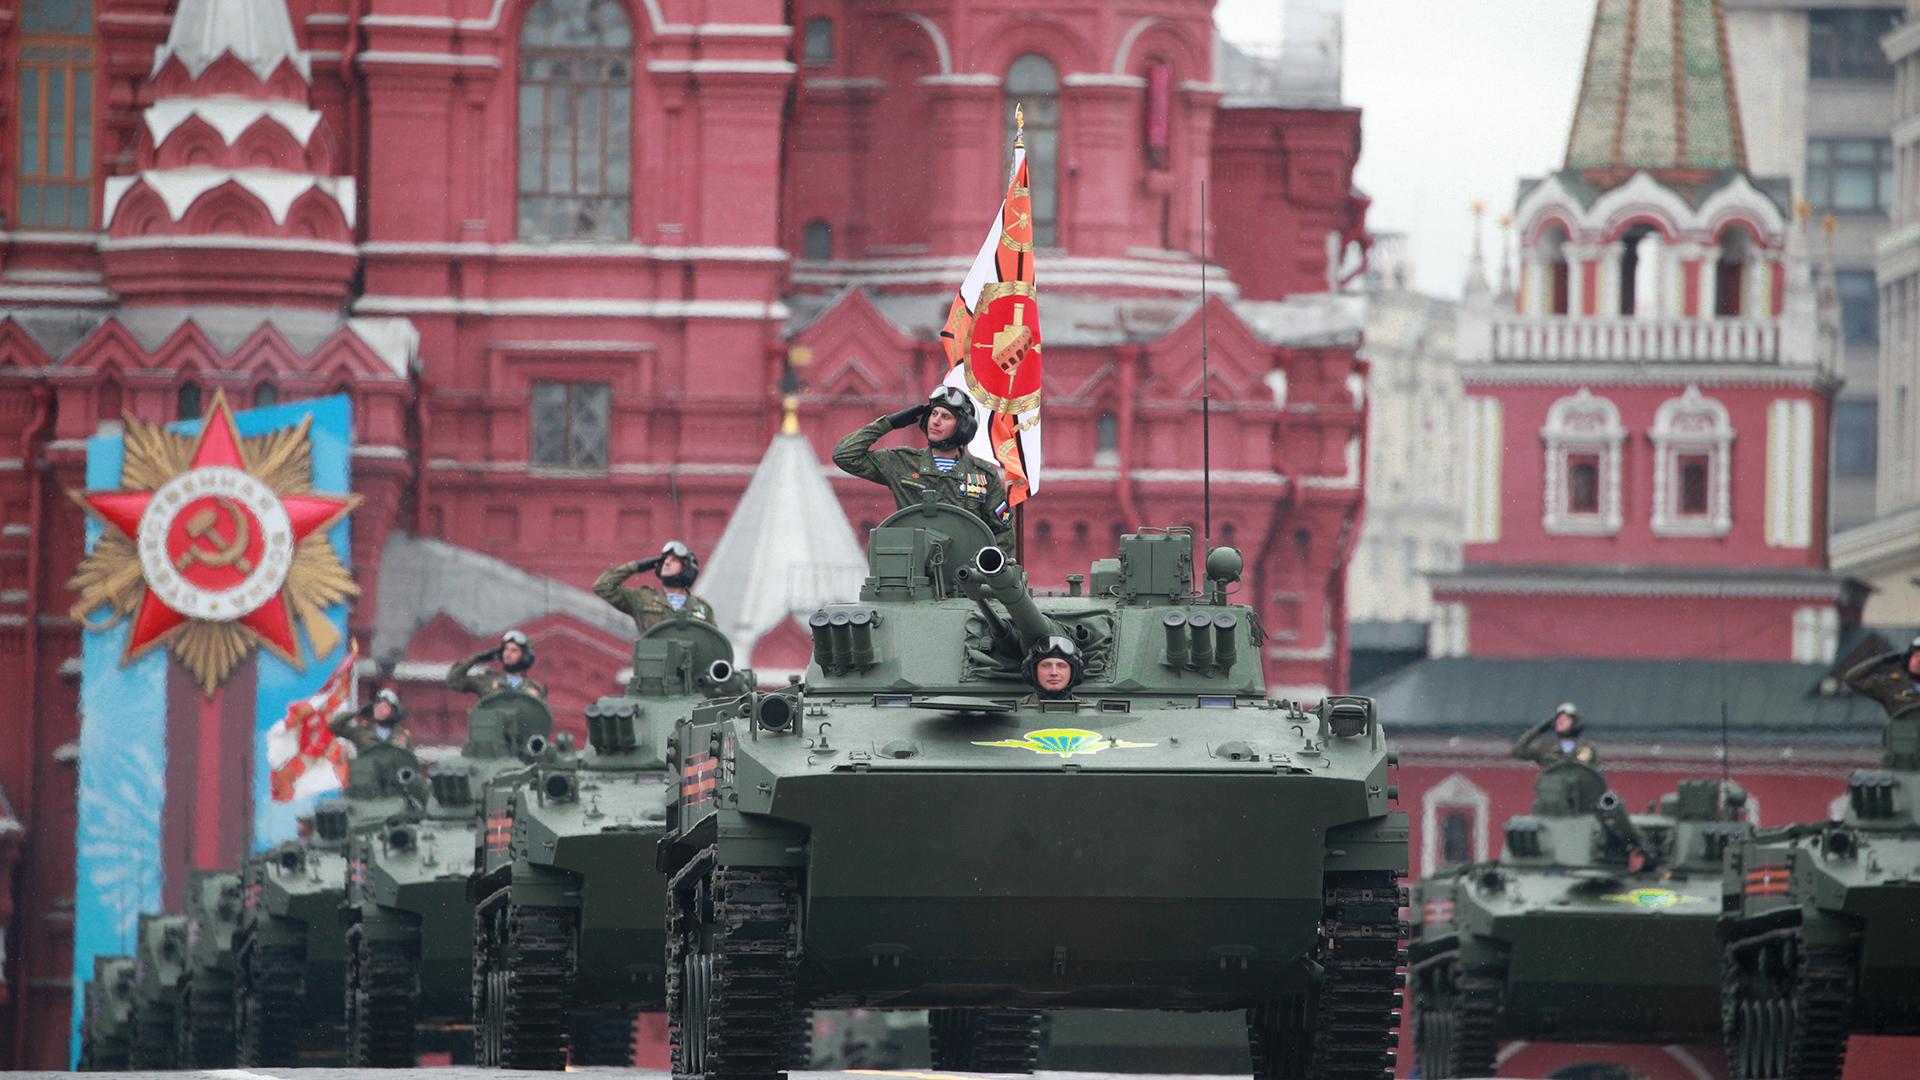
[1542,388,1624,534]
[1650,385,1733,536]
[1421,774,1490,876]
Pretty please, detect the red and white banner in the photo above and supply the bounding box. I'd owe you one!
[939,128,1043,505]
[266,640,356,802]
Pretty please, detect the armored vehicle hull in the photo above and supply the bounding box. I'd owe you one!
[127,913,188,1069]
[660,516,1407,1080]
[78,955,137,1071]
[1720,771,1920,1078]
[343,699,550,1066]
[1411,771,1749,1078]
[174,869,243,1067]
[471,622,732,1070]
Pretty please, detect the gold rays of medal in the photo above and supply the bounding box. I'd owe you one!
[67,398,363,691]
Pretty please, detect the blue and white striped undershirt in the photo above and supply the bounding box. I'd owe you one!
[932,456,958,473]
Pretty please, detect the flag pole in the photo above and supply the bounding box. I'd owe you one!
[1200,181,1213,557]
[1013,101,1026,566]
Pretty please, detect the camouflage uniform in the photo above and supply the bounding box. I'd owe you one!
[1512,723,1599,766]
[446,649,547,700]
[832,415,1013,551]
[592,561,717,634]
[327,706,412,751]
[1844,649,1920,720]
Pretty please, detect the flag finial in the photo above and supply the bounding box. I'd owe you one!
[1014,103,1025,149]
[781,394,800,436]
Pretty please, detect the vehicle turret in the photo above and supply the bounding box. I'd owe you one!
[79,955,139,1070]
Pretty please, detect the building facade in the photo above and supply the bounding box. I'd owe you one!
[1832,2,1920,624]
[0,0,1369,1065]
[1727,0,1906,530]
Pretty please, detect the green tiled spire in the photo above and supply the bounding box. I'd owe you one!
[1565,0,1747,173]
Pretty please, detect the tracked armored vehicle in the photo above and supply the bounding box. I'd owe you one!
[232,738,419,1065]
[471,619,740,1069]
[657,507,1409,1080]
[78,955,138,1070]
[173,869,243,1067]
[1409,765,1750,1077]
[1719,674,1920,1079]
[341,691,552,1066]
[127,912,188,1068]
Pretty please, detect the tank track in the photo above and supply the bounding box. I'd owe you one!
[928,1008,1044,1072]
[567,1006,639,1066]
[1723,927,1855,1079]
[128,1008,177,1070]
[1251,869,1406,1080]
[472,892,575,1070]
[234,934,305,1066]
[78,998,130,1074]
[668,860,802,1080]
[347,925,420,1067]
[1410,950,1498,1080]
[174,976,236,1068]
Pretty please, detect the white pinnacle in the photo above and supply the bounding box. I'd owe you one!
[153,0,311,83]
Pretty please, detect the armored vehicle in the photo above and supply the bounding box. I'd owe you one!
[127,912,188,1068]
[1719,689,1920,1078]
[1409,766,1751,1077]
[342,691,552,1066]
[657,507,1408,1080]
[173,869,243,1067]
[471,619,740,1069]
[233,737,419,1065]
[78,955,138,1070]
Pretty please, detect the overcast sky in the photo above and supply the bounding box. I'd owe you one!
[1214,0,1598,297]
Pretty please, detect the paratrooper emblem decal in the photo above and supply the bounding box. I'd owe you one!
[973,727,1155,759]
[67,391,361,691]
[1600,887,1709,909]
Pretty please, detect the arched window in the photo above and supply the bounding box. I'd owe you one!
[1542,388,1624,535]
[1715,227,1754,317]
[518,0,634,241]
[803,220,833,261]
[18,0,96,228]
[1006,54,1059,248]
[1094,410,1119,466]
[1421,774,1489,875]
[802,17,834,67]
[1618,223,1664,317]
[1650,385,1734,536]
[1539,223,1570,316]
[253,382,279,409]
[176,381,203,421]
[1144,60,1172,172]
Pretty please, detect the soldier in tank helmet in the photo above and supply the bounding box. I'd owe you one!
[1022,635,1086,702]
[1842,634,1920,720]
[593,539,716,633]
[447,629,547,699]
[328,688,409,750]
[1513,701,1600,765]
[833,386,1014,552]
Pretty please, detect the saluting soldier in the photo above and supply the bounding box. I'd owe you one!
[1513,701,1600,766]
[1844,635,1920,720]
[833,386,1014,552]
[593,540,716,634]
[328,688,409,750]
[447,629,547,700]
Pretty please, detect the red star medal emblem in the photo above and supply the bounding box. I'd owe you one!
[80,395,353,663]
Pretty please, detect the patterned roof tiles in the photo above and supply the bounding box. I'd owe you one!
[1565,0,1747,174]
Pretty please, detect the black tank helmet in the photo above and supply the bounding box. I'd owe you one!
[500,629,536,673]
[1553,701,1583,737]
[919,386,979,452]
[371,687,405,726]
[657,539,701,588]
[1021,635,1086,698]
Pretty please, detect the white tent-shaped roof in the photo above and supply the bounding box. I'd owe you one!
[701,409,867,661]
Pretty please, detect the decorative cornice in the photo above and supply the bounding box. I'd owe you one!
[1431,567,1848,601]
[1460,363,1838,392]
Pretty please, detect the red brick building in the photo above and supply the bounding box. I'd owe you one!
[0,0,1369,1065]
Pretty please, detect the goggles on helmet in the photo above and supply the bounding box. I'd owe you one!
[662,540,692,559]
[502,630,530,648]
[928,386,973,415]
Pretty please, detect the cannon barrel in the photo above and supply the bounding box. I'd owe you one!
[699,659,751,699]
[1595,791,1649,860]
[970,547,1057,646]
[956,566,1014,641]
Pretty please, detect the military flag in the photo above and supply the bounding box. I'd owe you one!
[266,639,357,802]
[939,108,1043,507]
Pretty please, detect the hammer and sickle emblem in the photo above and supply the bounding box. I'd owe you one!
[174,497,254,574]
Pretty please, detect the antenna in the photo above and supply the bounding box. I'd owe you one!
[1718,585,1732,810]
[1200,181,1213,555]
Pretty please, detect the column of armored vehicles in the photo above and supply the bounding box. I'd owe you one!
[75,504,1919,1078]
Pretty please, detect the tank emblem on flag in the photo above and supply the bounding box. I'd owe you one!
[1600,887,1708,909]
[972,727,1155,759]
